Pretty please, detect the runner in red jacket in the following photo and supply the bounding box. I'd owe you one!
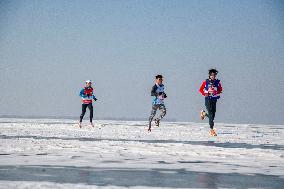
[199,69,222,136]
[78,80,98,128]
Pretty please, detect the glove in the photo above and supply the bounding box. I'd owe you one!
[94,98,98,101]
[163,93,167,98]
[158,92,167,98]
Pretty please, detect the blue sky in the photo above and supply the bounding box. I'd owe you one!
[0,0,284,124]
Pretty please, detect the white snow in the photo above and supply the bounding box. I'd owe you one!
[0,118,283,188]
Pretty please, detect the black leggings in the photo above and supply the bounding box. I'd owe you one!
[205,98,217,129]
[80,103,93,123]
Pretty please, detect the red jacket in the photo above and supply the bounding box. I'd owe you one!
[199,79,222,99]
[79,87,97,104]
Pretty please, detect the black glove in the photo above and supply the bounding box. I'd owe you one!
[158,92,167,98]
[163,93,167,98]
[94,98,98,101]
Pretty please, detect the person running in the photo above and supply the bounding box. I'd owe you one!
[78,80,98,128]
[148,74,167,132]
[199,69,222,136]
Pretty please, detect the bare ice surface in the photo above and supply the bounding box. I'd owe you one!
[0,119,283,188]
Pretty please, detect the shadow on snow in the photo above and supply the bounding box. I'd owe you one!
[0,134,283,151]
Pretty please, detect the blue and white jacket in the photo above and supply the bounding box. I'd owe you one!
[151,84,167,105]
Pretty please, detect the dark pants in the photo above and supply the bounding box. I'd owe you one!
[205,98,217,129]
[80,103,93,123]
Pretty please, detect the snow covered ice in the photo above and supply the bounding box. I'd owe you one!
[0,118,283,188]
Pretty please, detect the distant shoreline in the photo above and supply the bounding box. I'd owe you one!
[0,116,283,126]
[0,115,177,122]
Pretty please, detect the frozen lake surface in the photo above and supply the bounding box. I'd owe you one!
[0,118,283,188]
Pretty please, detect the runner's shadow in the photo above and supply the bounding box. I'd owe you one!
[1,134,283,151]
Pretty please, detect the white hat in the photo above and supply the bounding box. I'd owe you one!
[85,80,92,83]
